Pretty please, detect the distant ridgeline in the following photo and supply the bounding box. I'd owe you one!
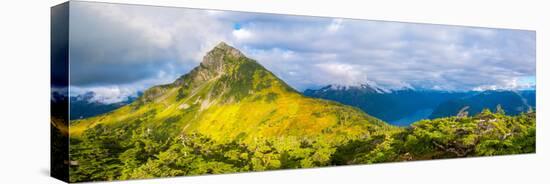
[66,42,536,182]
[304,86,535,125]
[69,92,139,120]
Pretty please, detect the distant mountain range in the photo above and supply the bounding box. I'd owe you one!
[430,90,535,119]
[69,92,138,120]
[304,84,535,125]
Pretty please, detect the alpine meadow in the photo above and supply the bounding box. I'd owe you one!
[51,1,536,183]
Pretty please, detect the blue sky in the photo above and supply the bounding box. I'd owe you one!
[69,1,535,104]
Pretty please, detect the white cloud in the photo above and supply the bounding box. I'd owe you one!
[70,70,178,104]
[70,2,233,87]
[473,77,536,91]
[91,87,134,104]
[327,19,343,32]
[315,63,367,86]
[232,28,253,40]
[234,17,535,91]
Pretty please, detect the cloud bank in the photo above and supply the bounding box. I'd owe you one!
[68,2,535,103]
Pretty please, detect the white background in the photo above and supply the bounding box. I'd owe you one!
[0,0,547,183]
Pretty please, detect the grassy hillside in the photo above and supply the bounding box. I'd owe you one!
[70,42,390,142]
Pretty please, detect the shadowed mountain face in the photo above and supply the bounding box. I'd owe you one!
[304,86,470,125]
[71,42,389,143]
[429,90,535,119]
[304,85,535,125]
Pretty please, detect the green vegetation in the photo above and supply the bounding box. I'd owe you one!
[68,109,535,182]
[67,42,535,182]
[333,110,535,164]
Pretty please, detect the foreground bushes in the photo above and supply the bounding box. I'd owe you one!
[69,110,535,182]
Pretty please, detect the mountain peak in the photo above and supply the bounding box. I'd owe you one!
[208,41,244,59]
[317,82,390,94]
[173,41,294,96]
[197,42,249,73]
[214,41,230,49]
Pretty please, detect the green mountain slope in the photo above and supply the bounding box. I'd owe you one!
[70,42,391,143]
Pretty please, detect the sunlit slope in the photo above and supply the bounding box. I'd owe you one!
[70,42,394,144]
